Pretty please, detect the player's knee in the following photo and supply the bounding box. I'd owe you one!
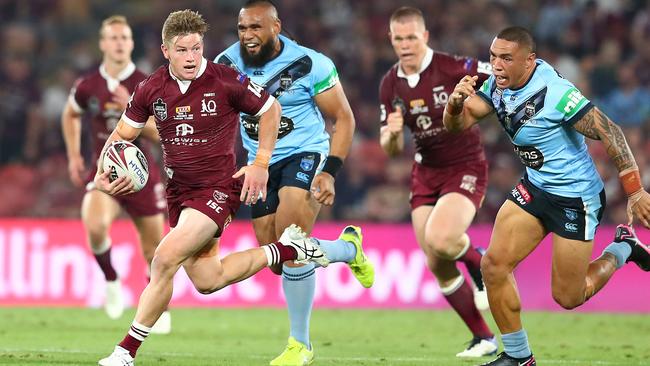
[552,291,584,309]
[150,251,180,279]
[193,278,227,294]
[425,231,457,259]
[480,251,505,285]
[86,225,110,248]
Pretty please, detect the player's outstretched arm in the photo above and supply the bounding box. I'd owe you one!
[573,107,650,228]
[93,119,143,196]
[311,82,355,206]
[61,100,86,187]
[443,75,493,132]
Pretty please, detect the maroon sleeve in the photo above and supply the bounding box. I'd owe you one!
[221,66,271,116]
[69,77,89,112]
[123,80,151,128]
[378,71,394,126]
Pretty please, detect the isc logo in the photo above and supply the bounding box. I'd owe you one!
[206,199,223,213]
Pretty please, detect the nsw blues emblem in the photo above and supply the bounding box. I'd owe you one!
[300,155,315,171]
[565,208,578,221]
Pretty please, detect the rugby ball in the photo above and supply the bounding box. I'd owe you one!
[102,140,149,192]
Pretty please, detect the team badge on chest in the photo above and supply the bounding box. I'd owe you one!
[153,98,167,120]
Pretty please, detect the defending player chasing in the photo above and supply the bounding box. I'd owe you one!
[88,10,354,366]
[443,26,650,366]
[61,15,171,333]
[215,1,374,365]
[379,7,497,358]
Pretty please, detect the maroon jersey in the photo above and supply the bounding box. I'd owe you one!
[69,63,156,163]
[379,50,491,167]
[123,58,273,191]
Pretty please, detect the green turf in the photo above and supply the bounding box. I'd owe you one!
[0,307,648,365]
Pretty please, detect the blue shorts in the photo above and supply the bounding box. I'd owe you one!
[507,175,606,241]
[251,152,323,219]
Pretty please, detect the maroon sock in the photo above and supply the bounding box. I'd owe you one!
[444,279,493,339]
[94,247,118,281]
[118,322,150,358]
[265,242,298,266]
[459,245,482,272]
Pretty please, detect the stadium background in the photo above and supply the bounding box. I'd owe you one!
[1,1,650,365]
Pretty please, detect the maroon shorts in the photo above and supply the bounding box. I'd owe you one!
[410,159,488,210]
[166,178,242,237]
[86,165,166,217]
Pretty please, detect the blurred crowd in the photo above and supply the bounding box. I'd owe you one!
[1,0,649,225]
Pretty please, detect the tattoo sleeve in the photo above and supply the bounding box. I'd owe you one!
[573,107,637,172]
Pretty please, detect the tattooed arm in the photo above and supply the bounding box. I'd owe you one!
[573,107,650,228]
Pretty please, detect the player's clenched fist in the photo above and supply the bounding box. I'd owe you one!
[386,105,404,135]
[449,75,479,110]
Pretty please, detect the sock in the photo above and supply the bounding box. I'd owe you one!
[441,275,493,339]
[92,238,118,282]
[119,320,151,358]
[282,263,316,348]
[263,242,298,266]
[502,329,532,359]
[454,236,482,272]
[314,238,356,265]
[603,242,632,269]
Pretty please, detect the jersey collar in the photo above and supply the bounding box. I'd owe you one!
[397,47,433,88]
[168,57,208,94]
[99,62,136,92]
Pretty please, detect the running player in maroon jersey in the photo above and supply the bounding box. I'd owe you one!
[379,7,497,357]
[61,16,169,331]
[94,10,330,366]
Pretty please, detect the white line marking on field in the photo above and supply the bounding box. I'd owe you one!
[0,347,644,365]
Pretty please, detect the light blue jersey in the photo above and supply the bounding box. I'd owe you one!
[477,59,603,198]
[215,35,336,165]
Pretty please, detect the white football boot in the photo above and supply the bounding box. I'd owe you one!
[98,345,134,366]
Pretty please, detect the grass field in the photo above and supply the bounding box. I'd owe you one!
[0,307,649,366]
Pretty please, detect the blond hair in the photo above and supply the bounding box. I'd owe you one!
[162,9,208,45]
[100,15,130,38]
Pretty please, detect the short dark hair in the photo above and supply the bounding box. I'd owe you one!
[496,26,536,53]
[390,6,425,26]
[243,0,276,9]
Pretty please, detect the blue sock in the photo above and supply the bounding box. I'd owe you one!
[282,263,316,348]
[502,329,531,359]
[603,242,632,269]
[314,238,356,265]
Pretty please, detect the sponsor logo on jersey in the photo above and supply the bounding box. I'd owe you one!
[409,99,429,114]
[460,175,477,194]
[300,155,315,171]
[565,208,578,221]
[296,172,310,183]
[176,106,191,113]
[513,145,544,170]
[379,104,387,122]
[416,115,433,130]
[153,98,167,120]
[555,87,587,117]
[242,115,294,141]
[511,183,532,205]
[175,123,194,136]
[565,222,578,232]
